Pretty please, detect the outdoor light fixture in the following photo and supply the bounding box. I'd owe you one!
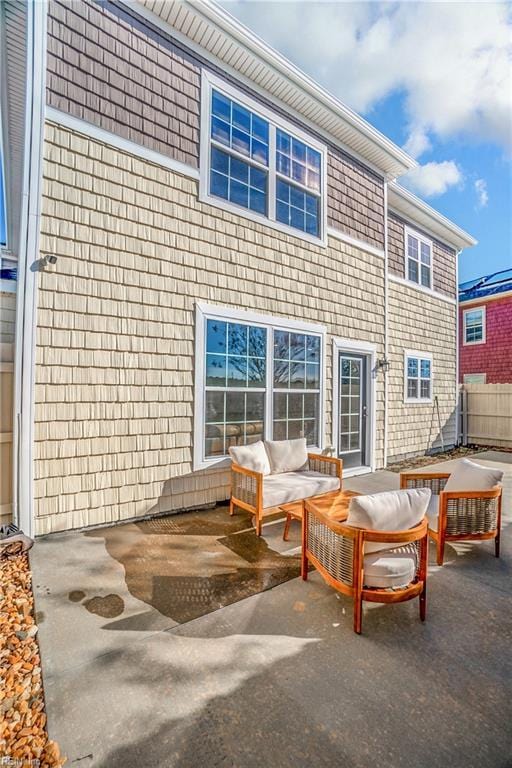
[377,357,390,373]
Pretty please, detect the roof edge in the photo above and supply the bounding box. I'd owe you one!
[388,182,477,251]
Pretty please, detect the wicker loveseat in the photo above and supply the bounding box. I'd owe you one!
[229,438,342,536]
[401,458,503,565]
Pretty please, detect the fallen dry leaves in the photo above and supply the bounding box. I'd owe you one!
[0,547,66,766]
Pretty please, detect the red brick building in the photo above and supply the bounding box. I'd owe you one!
[459,269,512,383]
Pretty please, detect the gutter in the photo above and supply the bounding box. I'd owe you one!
[12,0,47,537]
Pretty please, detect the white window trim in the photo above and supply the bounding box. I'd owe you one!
[404,350,433,404]
[463,305,486,346]
[194,302,326,471]
[331,338,377,475]
[463,373,486,384]
[404,225,433,291]
[199,70,328,247]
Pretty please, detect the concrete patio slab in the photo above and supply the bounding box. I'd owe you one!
[32,451,512,767]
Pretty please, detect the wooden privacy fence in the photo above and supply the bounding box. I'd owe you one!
[460,383,512,448]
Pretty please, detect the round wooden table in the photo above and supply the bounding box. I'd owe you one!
[281,489,360,541]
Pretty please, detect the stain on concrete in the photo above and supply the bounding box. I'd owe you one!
[83,594,125,618]
[69,590,86,603]
[86,505,299,624]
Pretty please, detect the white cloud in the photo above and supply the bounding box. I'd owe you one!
[474,178,489,208]
[403,128,432,160]
[401,160,463,197]
[223,1,512,152]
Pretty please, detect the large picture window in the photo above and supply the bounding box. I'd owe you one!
[201,71,326,244]
[196,305,324,467]
[404,352,433,403]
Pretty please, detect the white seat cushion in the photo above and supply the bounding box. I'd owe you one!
[444,458,503,492]
[363,548,417,589]
[262,470,340,509]
[426,494,439,531]
[229,441,271,475]
[265,438,308,474]
[347,488,430,554]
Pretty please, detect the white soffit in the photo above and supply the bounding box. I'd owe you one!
[134,0,416,179]
[388,182,477,251]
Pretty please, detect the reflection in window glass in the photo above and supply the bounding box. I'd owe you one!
[406,355,432,401]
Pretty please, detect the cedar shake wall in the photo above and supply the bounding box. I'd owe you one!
[387,211,457,298]
[459,296,512,383]
[46,0,385,249]
[35,122,388,534]
[387,281,457,461]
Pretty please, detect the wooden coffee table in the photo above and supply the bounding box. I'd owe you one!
[281,489,360,541]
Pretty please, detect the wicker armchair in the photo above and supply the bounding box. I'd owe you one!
[230,453,342,536]
[302,501,428,634]
[400,472,503,565]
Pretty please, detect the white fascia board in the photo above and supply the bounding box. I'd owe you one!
[388,182,476,251]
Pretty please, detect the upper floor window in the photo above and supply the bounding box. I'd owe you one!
[201,71,326,245]
[195,303,324,469]
[404,351,432,403]
[405,227,432,289]
[463,307,485,345]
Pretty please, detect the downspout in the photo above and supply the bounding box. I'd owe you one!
[13,0,47,537]
[383,180,389,468]
[455,248,461,445]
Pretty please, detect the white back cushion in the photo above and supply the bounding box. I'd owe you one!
[444,458,503,492]
[265,438,308,474]
[347,488,431,532]
[229,441,271,475]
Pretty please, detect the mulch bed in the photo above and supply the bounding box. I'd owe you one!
[0,548,65,767]
[387,444,511,474]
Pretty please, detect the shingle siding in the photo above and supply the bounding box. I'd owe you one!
[387,281,457,461]
[47,0,385,250]
[35,121,387,534]
[387,211,457,298]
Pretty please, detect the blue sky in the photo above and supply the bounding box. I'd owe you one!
[222,1,512,284]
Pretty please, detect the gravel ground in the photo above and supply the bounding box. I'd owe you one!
[387,445,492,473]
[0,547,65,767]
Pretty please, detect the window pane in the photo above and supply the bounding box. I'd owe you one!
[420,359,431,378]
[420,264,431,287]
[288,393,303,419]
[250,166,267,192]
[210,170,229,201]
[304,393,318,419]
[206,320,227,353]
[273,360,289,387]
[205,435,225,458]
[231,156,249,184]
[232,103,250,133]
[288,420,302,439]
[407,378,418,399]
[246,392,264,422]
[227,356,247,387]
[290,205,304,231]
[206,354,226,386]
[407,358,418,377]
[230,179,249,208]
[249,326,266,357]
[247,357,266,387]
[212,91,231,121]
[211,146,229,175]
[290,362,306,388]
[273,393,287,420]
[249,189,266,215]
[420,380,431,399]
[407,235,418,258]
[226,391,245,422]
[420,242,431,265]
[211,116,230,146]
[290,333,306,360]
[306,363,320,389]
[205,391,225,423]
[228,324,248,356]
[273,420,287,440]
[306,335,320,362]
[408,259,419,283]
[274,330,289,359]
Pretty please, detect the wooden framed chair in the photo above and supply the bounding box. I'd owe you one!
[302,495,429,634]
[400,471,503,566]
